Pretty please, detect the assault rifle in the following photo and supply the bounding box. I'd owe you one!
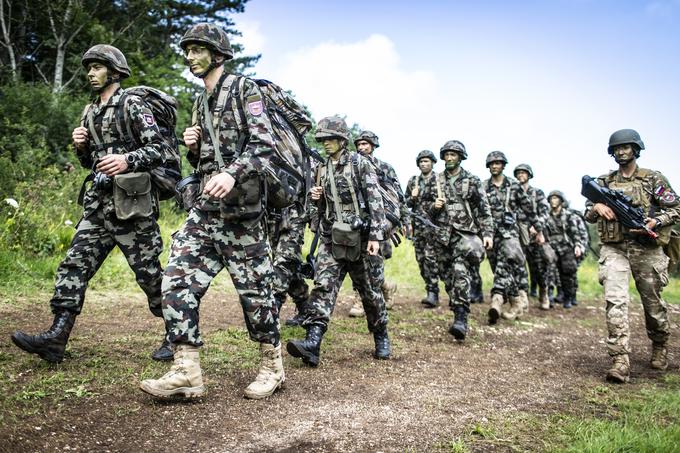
[406,208,437,230]
[581,175,658,239]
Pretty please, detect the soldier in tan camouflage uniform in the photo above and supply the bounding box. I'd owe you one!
[484,151,545,324]
[429,141,494,339]
[140,24,282,400]
[405,150,441,307]
[287,117,390,366]
[585,129,679,383]
[11,45,170,364]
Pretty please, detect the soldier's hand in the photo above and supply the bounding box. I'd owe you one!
[204,172,236,199]
[183,126,202,153]
[367,240,380,256]
[483,236,493,250]
[529,225,537,236]
[574,245,583,258]
[644,217,658,230]
[96,154,128,176]
[72,127,89,150]
[593,202,616,221]
[310,185,323,201]
[434,198,445,209]
[535,231,545,245]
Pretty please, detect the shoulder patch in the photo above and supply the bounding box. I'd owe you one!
[246,95,263,116]
[143,113,155,126]
[662,192,676,203]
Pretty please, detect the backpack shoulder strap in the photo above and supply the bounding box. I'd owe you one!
[435,172,444,200]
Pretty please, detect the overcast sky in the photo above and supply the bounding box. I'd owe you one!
[231,0,680,209]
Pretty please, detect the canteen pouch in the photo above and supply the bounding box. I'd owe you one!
[113,172,153,220]
[331,221,362,262]
[175,173,201,212]
[220,174,263,221]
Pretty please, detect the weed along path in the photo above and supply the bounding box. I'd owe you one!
[1,289,679,452]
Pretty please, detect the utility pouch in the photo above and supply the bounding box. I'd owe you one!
[457,231,485,266]
[220,174,263,221]
[113,172,153,220]
[175,173,201,212]
[540,242,557,264]
[663,229,680,271]
[331,221,362,262]
[518,223,531,248]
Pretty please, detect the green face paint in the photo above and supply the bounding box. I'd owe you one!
[87,63,109,91]
[185,45,212,76]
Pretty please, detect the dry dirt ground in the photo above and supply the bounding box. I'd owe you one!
[1,289,679,452]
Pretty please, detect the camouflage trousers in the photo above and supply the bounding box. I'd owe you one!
[470,261,483,297]
[524,241,550,290]
[162,209,279,347]
[487,233,527,298]
[302,239,388,332]
[551,241,578,301]
[437,232,484,311]
[413,227,440,292]
[599,240,670,357]
[268,206,309,309]
[50,207,163,316]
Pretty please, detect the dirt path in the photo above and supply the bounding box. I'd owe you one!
[1,290,678,452]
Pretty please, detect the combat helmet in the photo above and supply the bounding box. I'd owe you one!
[81,45,130,78]
[416,150,437,165]
[315,116,350,141]
[180,23,234,59]
[548,190,565,202]
[354,130,380,148]
[607,129,645,156]
[485,151,508,168]
[513,163,534,179]
[440,140,467,160]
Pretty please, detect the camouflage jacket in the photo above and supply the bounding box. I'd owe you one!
[484,175,543,237]
[570,209,590,252]
[584,166,680,244]
[188,71,276,209]
[314,149,386,243]
[77,87,168,217]
[545,208,584,250]
[405,171,438,231]
[517,185,550,227]
[429,168,494,238]
[364,153,409,226]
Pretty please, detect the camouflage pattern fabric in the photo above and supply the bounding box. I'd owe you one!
[518,185,551,291]
[52,87,169,316]
[405,172,440,292]
[429,168,493,310]
[162,209,278,346]
[484,175,541,297]
[545,208,584,302]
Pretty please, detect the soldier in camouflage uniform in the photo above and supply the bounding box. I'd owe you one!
[11,45,170,364]
[140,24,282,400]
[545,191,585,309]
[405,150,441,307]
[287,116,390,366]
[428,141,494,339]
[585,129,679,383]
[563,199,589,307]
[514,164,552,310]
[351,130,404,315]
[484,151,545,324]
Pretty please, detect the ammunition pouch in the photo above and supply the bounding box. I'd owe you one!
[220,174,263,221]
[113,172,154,220]
[175,173,201,212]
[518,223,531,248]
[456,232,485,266]
[331,221,362,262]
[500,237,525,265]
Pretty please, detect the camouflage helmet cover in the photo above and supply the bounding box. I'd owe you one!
[607,129,645,155]
[81,45,131,78]
[315,116,350,141]
[416,149,437,165]
[485,150,508,167]
[440,140,467,160]
[180,23,234,59]
[354,130,380,148]
[513,163,534,179]
[548,190,565,202]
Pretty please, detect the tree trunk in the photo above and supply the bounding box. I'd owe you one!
[0,0,18,81]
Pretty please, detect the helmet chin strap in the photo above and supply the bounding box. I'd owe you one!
[194,56,223,79]
[92,71,120,93]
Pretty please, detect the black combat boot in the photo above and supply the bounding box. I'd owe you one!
[421,290,439,308]
[287,325,325,367]
[151,336,174,361]
[562,298,573,309]
[529,281,538,298]
[285,310,305,327]
[571,296,579,306]
[448,305,468,340]
[11,311,77,363]
[555,289,565,304]
[373,327,391,360]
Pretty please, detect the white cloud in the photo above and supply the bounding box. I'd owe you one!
[233,20,266,55]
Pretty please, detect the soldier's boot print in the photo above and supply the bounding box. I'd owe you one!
[538,287,550,310]
[151,325,174,362]
[488,294,504,325]
[381,280,398,310]
[140,344,205,398]
[11,311,77,364]
[421,290,439,308]
[287,325,325,367]
[348,300,365,317]
[502,296,519,321]
[449,306,468,341]
[373,327,391,360]
[606,354,630,384]
[650,343,669,370]
[244,343,285,399]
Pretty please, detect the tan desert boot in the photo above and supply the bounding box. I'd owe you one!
[538,287,550,310]
[488,293,504,325]
[606,354,630,383]
[650,344,668,370]
[140,344,205,398]
[502,295,519,320]
[244,342,285,399]
[348,300,365,317]
[381,281,398,310]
